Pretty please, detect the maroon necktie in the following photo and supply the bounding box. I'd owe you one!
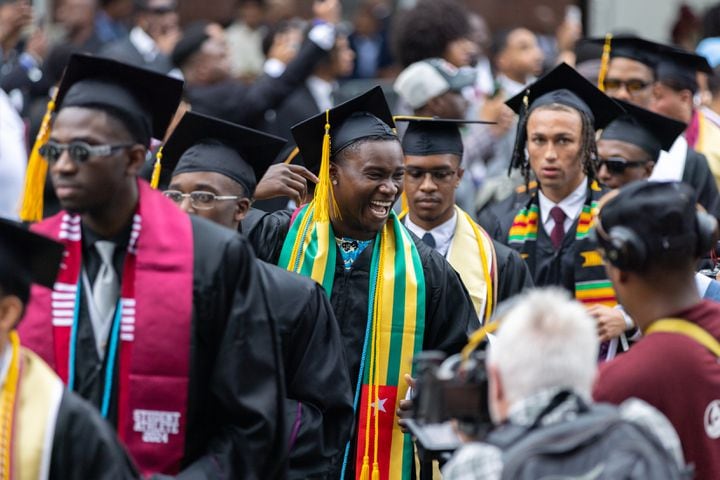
[550,206,566,250]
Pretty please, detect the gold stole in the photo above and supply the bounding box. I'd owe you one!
[695,110,720,191]
[446,206,497,323]
[11,347,62,479]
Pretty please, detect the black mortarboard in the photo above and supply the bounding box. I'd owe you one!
[394,117,495,157]
[0,218,64,304]
[291,86,397,221]
[654,44,712,92]
[171,21,210,68]
[600,99,687,159]
[597,181,699,262]
[162,111,287,195]
[57,53,184,146]
[505,62,624,129]
[586,35,663,68]
[291,86,397,174]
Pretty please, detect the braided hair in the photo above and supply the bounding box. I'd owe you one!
[509,103,598,188]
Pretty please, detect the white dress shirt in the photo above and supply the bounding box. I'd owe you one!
[650,135,687,182]
[537,178,587,237]
[306,75,335,112]
[405,211,458,257]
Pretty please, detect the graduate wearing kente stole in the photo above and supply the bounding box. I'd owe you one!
[396,117,533,324]
[478,64,624,306]
[248,87,477,479]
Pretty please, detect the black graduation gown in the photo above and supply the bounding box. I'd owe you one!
[683,149,720,220]
[492,239,535,302]
[71,215,285,480]
[255,260,354,479]
[49,390,139,480]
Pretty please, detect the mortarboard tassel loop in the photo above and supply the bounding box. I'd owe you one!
[150,146,164,190]
[20,95,57,222]
[597,33,613,92]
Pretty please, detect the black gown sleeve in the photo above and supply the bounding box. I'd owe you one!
[493,239,534,303]
[247,209,293,263]
[683,150,720,220]
[259,263,353,479]
[181,217,286,480]
[49,391,139,480]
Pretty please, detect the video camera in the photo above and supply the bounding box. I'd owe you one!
[699,240,720,279]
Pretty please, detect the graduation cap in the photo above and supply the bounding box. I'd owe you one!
[20,54,184,222]
[654,44,712,93]
[506,62,624,129]
[290,86,397,221]
[600,99,687,159]
[585,34,663,68]
[0,218,64,304]
[394,116,495,157]
[161,111,287,195]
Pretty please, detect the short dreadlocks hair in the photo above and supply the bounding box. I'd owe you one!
[509,103,598,187]
[392,0,471,68]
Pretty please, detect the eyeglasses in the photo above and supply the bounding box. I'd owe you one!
[596,157,648,174]
[603,78,651,93]
[39,141,134,164]
[405,167,457,184]
[163,190,239,210]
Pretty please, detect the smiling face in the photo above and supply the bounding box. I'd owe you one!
[526,106,586,203]
[330,139,405,240]
[48,106,144,216]
[404,153,463,230]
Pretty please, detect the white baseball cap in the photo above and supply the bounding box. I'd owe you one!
[393,58,476,109]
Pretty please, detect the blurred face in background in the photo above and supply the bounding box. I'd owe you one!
[496,28,544,82]
[604,58,655,108]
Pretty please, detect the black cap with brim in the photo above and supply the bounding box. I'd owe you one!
[57,53,184,146]
[654,44,712,92]
[505,62,625,129]
[291,86,397,174]
[162,111,287,195]
[0,218,64,303]
[585,35,663,68]
[600,99,687,159]
[394,117,495,157]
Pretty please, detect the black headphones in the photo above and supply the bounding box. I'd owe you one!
[595,211,718,271]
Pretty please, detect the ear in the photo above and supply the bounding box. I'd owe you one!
[455,166,465,187]
[644,161,655,177]
[234,198,251,224]
[329,162,339,184]
[126,146,148,177]
[487,363,507,424]
[0,295,24,335]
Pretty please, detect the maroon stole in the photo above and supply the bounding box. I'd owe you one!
[18,180,194,475]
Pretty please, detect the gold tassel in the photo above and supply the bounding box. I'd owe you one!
[399,191,409,218]
[150,146,164,190]
[312,110,341,222]
[597,33,613,92]
[371,462,380,480]
[283,146,300,164]
[19,96,56,222]
[359,456,370,480]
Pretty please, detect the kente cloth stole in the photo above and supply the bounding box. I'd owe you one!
[19,180,194,475]
[507,184,616,306]
[0,333,62,480]
[278,203,426,480]
[446,206,498,324]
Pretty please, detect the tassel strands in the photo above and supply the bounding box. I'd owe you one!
[20,95,57,222]
[313,110,341,222]
[597,33,613,92]
[150,146,164,190]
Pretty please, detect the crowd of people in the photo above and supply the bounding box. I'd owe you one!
[1,0,720,478]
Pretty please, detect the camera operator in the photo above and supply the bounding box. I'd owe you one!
[442,287,687,479]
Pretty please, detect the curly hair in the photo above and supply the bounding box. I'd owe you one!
[509,103,598,187]
[392,0,471,68]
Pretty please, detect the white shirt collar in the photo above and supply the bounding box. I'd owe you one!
[405,210,458,257]
[129,26,159,62]
[538,177,587,234]
[0,343,12,388]
[306,75,335,112]
[497,73,534,98]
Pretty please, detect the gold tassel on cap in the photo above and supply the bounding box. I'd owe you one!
[312,110,341,222]
[150,146,164,189]
[283,146,300,164]
[19,95,56,222]
[597,33,613,92]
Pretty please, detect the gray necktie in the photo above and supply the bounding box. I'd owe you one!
[93,241,119,322]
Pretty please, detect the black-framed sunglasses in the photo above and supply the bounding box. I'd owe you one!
[163,190,239,210]
[596,157,649,174]
[39,141,134,164]
[603,78,651,93]
[405,167,457,184]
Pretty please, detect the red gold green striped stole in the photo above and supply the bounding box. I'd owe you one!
[278,202,426,480]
